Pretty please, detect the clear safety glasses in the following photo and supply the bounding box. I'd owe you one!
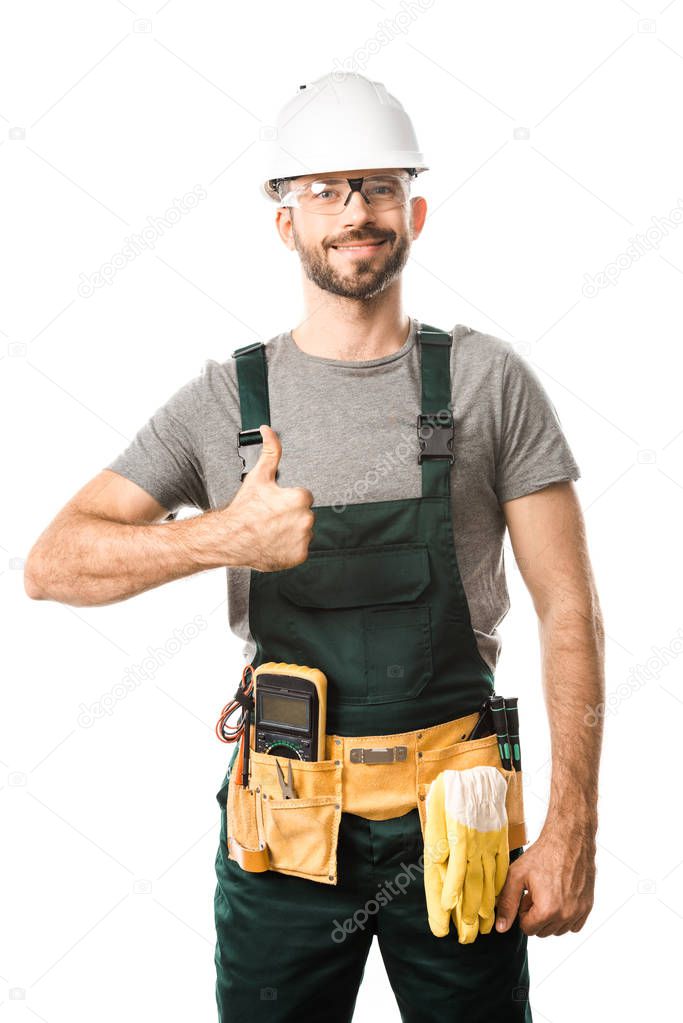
[278,173,413,215]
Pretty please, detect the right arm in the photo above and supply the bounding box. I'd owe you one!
[24,425,314,607]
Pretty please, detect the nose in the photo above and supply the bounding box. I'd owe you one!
[340,188,376,228]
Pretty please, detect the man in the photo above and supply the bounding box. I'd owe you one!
[25,72,604,1022]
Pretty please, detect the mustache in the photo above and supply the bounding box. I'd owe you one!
[327,230,395,248]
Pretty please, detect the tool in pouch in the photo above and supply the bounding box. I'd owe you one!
[276,759,296,799]
[216,665,527,893]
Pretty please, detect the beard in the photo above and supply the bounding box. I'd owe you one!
[290,221,411,300]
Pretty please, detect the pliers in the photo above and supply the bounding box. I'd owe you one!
[276,758,297,799]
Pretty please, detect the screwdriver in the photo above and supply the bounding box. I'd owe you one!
[489,695,512,771]
[241,706,251,787]
[504,697,522,771]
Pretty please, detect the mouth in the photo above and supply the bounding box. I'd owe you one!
[330,239,388,256]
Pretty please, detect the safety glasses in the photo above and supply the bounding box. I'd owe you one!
[278,173,413,215]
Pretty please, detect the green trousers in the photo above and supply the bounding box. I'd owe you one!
[214,774,532,1022]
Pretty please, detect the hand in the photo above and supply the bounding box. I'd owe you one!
[494,827,596,937]
[204,424,315,572]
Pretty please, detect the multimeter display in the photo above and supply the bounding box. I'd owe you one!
[259,691,309,730]
[254,670,323,761]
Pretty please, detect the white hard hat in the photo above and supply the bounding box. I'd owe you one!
[261,72,429,202]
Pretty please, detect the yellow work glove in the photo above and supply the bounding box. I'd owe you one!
[423,765,510,943]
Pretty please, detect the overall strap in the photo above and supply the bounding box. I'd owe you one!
[232,340,271,479]
[417,323,455,498]
[232,327,455,491]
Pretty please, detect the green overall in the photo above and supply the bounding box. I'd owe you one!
[214,324,532,1022]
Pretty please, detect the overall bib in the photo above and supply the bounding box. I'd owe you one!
[214,324,532,1022]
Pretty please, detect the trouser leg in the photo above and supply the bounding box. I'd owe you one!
[373,808,532,1023]
[214,776,375,1023]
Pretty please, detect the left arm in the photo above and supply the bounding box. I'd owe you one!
[495,480,605,937]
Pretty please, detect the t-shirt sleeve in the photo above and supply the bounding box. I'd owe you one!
[494,347,581,504]
[103,369,210,514]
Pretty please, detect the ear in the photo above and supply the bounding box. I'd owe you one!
[275,207,297,251]
[409,195,427,240]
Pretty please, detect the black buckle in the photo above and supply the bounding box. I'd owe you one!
[237,427,263,479]
[417,413,455,464]
[237,427,263,447]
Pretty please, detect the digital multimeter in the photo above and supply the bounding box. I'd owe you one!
[252,662,327,761]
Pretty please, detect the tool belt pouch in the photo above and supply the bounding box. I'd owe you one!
[224,709,527,886]
[226,746,343,884]
[414,735,527,852]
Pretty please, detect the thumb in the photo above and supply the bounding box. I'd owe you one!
[247,424,282,484]
[495,863,526,932]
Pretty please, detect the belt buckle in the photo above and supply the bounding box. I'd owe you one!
[349,746,408,765]
[417,412,455,464]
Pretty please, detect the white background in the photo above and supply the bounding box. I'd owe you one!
[2,1,681,1020]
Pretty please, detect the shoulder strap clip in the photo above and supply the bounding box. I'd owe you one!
[417,412,455,464]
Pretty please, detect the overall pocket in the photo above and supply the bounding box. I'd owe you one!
[363,603,433,702]
[248,749,343,883]
[277,542,434,705]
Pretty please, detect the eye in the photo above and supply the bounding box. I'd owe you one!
[366,180,401,198]
[310,181,343,201]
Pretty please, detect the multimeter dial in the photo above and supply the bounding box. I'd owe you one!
[265,740,303,759]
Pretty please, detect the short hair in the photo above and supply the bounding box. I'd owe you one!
[269,177,294,202]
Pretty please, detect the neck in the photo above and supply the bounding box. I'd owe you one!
[291,284,410,361]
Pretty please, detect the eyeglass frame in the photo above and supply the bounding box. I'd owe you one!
[271,168,418,215]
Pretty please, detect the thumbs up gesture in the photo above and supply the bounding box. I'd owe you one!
[219,424,315,572]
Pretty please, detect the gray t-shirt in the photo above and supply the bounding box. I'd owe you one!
[105,317,581,673]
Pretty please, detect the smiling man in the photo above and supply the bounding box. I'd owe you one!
[281,167,414,301]
[25,72,604,1023]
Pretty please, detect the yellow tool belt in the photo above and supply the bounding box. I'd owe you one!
[226,708,527,885]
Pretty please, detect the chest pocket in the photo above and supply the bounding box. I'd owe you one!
[277,542,434,705]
